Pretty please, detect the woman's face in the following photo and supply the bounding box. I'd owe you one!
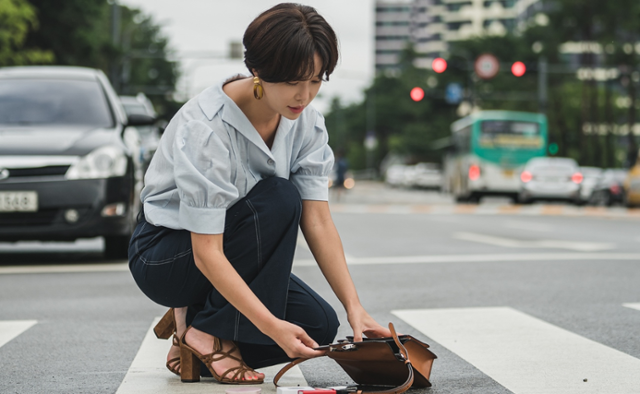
[260,53,323,120]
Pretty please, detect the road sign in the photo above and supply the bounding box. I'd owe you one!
[445,83,463,104]
[475,54,500,80]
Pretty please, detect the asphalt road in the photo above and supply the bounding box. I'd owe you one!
[1,185,639,394]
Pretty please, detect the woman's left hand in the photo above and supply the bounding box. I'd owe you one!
[347,304,392,342]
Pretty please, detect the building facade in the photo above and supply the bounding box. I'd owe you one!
[375,0,541,70]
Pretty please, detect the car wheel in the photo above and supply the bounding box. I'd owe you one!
[104,235,131,260]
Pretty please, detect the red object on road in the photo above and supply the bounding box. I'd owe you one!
[410,87,425,102]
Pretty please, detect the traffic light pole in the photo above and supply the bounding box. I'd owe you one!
[537,56,548,114]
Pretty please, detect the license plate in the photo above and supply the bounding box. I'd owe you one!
[503,170,514,177]
[0,191,38,212]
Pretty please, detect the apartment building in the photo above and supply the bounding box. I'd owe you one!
[375,0,540,70]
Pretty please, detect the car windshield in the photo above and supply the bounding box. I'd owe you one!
[0,79,114,127]
[479,120,542,149]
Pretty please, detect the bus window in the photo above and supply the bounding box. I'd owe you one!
[479,121,542,149]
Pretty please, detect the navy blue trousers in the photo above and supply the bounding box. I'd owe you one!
[128,177,339,368]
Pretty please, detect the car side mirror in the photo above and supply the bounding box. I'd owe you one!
[127,113,156,127]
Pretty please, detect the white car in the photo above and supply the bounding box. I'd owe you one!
[412,163,442,190]
[519,157,583,204]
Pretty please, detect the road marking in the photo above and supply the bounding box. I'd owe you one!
[328,203,640,219]
[502,220,553,233]
[453,232,615,252]
[393,307,640,394]
[0,262,128,275]
[294,253,640,267]
[116,318,307,394]
[2,252,639,274]
[297,234,355,262]
[622,303,640,311]
[0,320,37,348]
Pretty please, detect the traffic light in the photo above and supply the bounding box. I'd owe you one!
[432,58,447,74]
[511,61,526,77]
[410,87,425,102]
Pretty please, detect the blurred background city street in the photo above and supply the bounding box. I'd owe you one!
[2,0,640,393]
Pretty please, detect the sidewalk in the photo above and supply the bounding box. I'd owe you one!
[328,181,640,219]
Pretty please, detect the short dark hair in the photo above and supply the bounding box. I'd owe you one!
[243,3,339,83]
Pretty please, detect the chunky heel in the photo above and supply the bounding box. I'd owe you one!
[180,344,201,383]
[153,308,176,339]
[180,326,264,384]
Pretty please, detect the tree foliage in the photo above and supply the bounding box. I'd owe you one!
[0,0,53,66]
[325,0,640,171]
[23,0,180,119]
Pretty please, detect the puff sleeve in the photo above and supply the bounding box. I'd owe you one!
[290,111,335,201]
[173,120,239,234]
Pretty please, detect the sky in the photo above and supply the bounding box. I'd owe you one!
[119,0,375,113]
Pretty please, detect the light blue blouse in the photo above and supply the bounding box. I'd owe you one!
[140,75,334,234]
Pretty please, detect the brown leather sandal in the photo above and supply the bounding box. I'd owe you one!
[179,327,264,384]
[153,308,181,376]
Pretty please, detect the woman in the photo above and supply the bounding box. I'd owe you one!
[128,3,390,385]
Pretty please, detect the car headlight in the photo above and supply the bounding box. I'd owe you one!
[66,146,128,179]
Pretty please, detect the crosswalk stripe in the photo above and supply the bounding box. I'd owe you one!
[393,307,640,394]
[0,263,128,275]
[622,303,640,311]
[116,318,307,394]
[0,320,37,348]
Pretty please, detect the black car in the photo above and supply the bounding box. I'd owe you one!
[0,66,154,259]
[588,169,628,206]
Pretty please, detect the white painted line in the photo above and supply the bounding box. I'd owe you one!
[116,318,307,394]
[622,303,640,311]
[294,253,640,267]
[503,220,553,233]
[453,232,615,252]
[0,263,128,275]
[296,235,354,263]
[393,307,640,394]
[3,252,639,274]
[0,320,37,348]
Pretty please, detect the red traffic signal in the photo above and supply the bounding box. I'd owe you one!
[511,61,526,77]
[432,58,447,73]
[410,87,425,102]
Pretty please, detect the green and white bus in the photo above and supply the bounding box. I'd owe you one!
[443,111,548,202]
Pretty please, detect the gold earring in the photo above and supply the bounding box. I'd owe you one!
[253,77,264,100]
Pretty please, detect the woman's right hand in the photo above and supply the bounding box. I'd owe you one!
[268,320,327,359]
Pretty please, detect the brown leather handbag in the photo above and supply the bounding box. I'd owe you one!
[274,323,436,394]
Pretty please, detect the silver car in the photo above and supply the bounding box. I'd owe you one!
[578,166,603,203]
[518,157,583,204]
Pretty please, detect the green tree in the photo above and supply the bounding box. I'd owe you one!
[24,0,181,120]
[117,6,180,119]
[0,0,53,66]
[24,0,113,68]
[326,46,457,170]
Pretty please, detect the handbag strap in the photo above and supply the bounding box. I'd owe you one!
[273,323,415,394]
